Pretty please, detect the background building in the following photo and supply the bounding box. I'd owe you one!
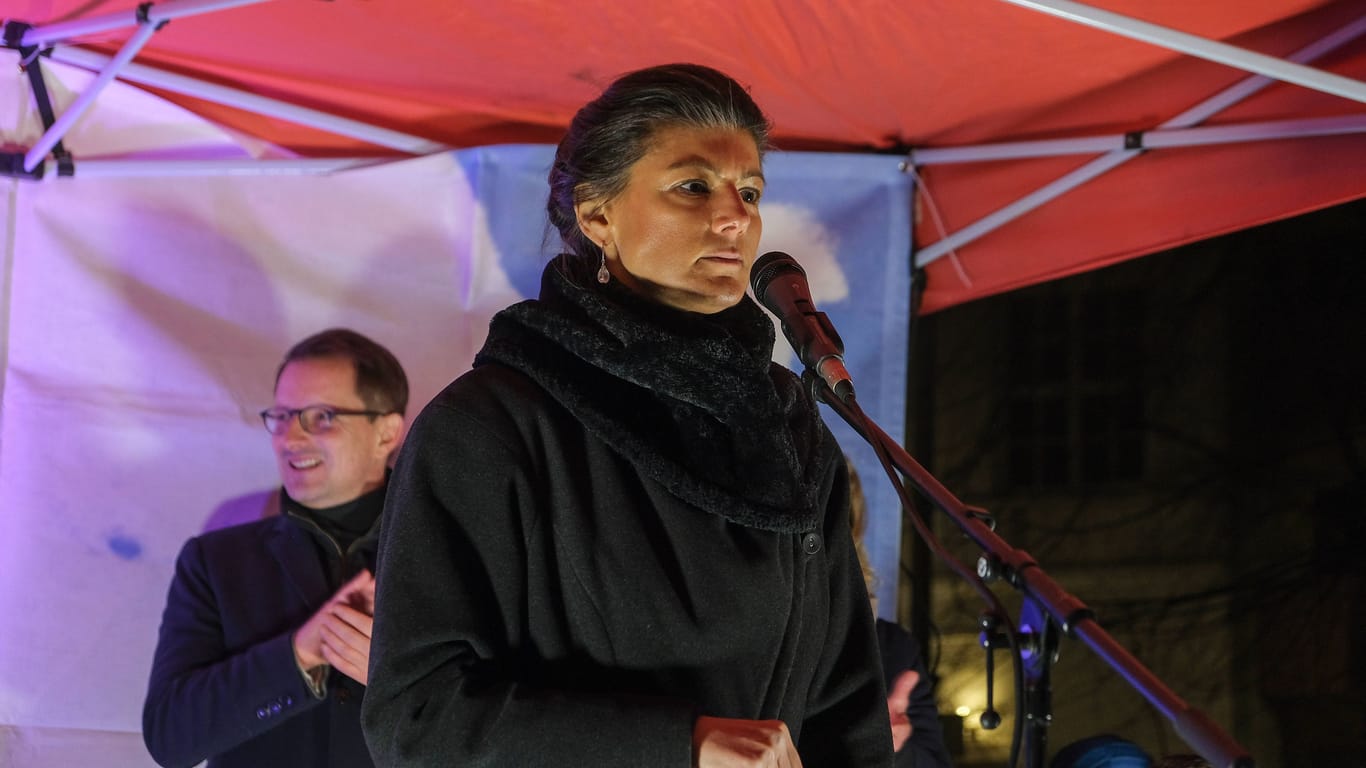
[895,198,1365,768]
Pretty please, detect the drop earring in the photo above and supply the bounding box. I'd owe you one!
[597,244,611,284]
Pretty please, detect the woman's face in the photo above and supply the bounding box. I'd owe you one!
[580,124,764,314]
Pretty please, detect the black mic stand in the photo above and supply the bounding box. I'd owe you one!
[809,372,1255,768]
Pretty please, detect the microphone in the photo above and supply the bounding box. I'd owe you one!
[749,251,855,402]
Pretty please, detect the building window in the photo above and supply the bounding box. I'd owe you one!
[1004,286,1145,490]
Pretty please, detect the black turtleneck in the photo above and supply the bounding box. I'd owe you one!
[281,478,387,584]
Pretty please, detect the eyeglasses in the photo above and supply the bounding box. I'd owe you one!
[259,405,387,436]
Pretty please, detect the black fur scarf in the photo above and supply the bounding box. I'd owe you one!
[474,254,830,533]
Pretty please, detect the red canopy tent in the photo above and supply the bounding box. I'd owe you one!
[5,0,1365,311]
[2,5,1362,765]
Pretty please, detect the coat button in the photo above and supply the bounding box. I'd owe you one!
[335,687,351,704]
[283,695,293,707]
[256,707,269,719]
[802,533,823,555]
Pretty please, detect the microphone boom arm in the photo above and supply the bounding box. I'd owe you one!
[811,374,1256,768]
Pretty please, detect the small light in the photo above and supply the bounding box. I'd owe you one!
[955,705,971,717]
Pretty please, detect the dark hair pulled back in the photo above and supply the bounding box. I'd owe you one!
[546,63,772,261]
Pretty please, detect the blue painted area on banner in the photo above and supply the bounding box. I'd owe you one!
[454,145,559,300]
[456,145,913,617]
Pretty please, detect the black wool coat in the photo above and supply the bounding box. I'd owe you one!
[363,258,894,767]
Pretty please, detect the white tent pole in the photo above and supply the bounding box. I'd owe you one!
[19,0,274,48]
[24,22,161,172]
[1145,115,1366,150]
[1168,14,1366,126]
[912,114,1366,165]
[46,47,448,155]
[1001,0,1366,105]
[911,137,1114,165]
[915,152,1138,266]
[914,13,1366,266]
[57,113,1363,180]
[38,157,392,178]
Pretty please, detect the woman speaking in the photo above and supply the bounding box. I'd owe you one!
[362,63,893,768]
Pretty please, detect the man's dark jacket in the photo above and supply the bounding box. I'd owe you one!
[878,619,954,768]
[142,494,378,768]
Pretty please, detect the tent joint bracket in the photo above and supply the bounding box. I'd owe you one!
[2,152,46,180]
[1124,131,1144,150]
[0,24,74,179]
[135,3,171,31]
[2,21,28,49]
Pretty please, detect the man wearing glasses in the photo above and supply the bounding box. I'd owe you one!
[143,328,408,768]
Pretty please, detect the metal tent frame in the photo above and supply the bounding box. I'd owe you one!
[4,0,1364,251]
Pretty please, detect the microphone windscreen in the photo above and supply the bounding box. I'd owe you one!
[750,250,803,301]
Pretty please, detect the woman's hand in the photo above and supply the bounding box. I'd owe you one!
[693,716,803,767]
